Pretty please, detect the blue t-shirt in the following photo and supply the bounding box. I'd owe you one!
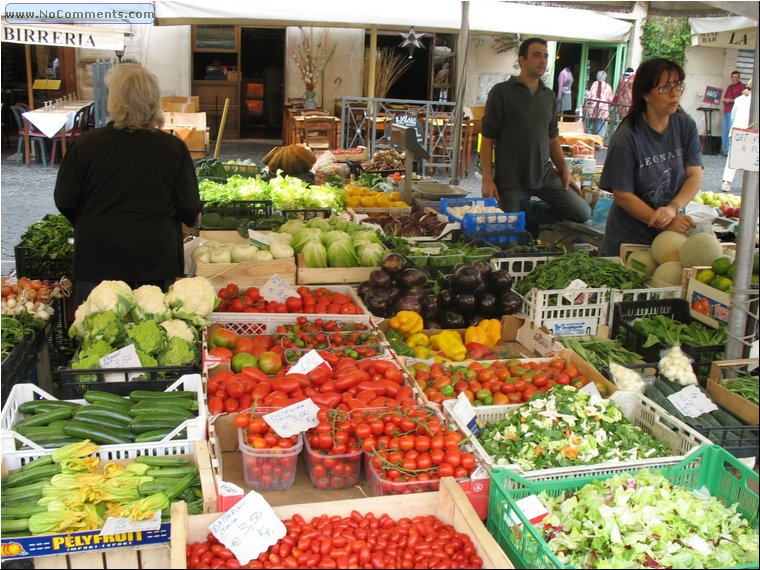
[600,112,702,256]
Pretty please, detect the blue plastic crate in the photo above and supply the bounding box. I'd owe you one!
[440,198,525,244]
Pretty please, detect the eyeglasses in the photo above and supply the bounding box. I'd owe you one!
[657,82,686,95]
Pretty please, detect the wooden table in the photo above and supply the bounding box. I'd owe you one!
[22,100,92,166]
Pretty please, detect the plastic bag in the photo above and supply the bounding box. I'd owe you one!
[608,361,652,394]
[658,345,697,386]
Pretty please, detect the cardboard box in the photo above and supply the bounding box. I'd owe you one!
[161,96,200,113]
[707,360,759,425]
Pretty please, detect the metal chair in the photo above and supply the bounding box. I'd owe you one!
[9,105,48,166]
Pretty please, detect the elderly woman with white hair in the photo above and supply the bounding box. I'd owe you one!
[585,70,614,138]
[54,63,202,304]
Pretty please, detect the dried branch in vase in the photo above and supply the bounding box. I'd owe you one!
[364,48,413,99]
[289,27,336,91]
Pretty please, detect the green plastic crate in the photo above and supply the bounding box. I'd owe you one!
[487,445,759,569]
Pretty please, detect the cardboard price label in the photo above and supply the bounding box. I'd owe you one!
[209,491,286,564]
[248,230,274,248]
[452,392,484,436]
[728,128,759,172]
[100,510,161,536]
[259,274,298,303]
[667,385,718,418]
[287,349,329,375]
[99,344,142,383]
[263,398,320,438]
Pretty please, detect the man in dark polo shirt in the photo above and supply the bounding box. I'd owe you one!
[480,37,591,231]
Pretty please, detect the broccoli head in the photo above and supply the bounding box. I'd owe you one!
[126,320,167,356]
[136,348,158,367]
[71,339,115,370]
[158,337,196,366]
[83,312,125,346]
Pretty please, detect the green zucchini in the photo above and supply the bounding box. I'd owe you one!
[83,390,133,407]
[1,504,47,519]
[711,409,744,427]
[129,390,196,401]
[3,463,62,488]
[16,425,66,438]
[17,400,79,414]
[135,456,190,467]
[137,481,172,496]
[0,518,30,533]
[133,429,186,443]
[74,406,133,426]
[14,455,53,475]
[14,408,74,430]
[130,398,198,412]
[128,417,185,434]
[1,480,49,502]
[37,438,82,449]
[62,421,134,445]
[145,466,198,478]
[129,407,195,421]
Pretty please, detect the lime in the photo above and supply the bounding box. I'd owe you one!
[727,264,735,279]
[752,274,759,285]
[713,276,733,292]
[696,268,716,284]
[711,256,733,276]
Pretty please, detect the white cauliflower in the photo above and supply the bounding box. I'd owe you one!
[131,285,171,322]
[164,277,217,326]
[68,300,90,339]
[160,319,197,343]
[85,280,135,317]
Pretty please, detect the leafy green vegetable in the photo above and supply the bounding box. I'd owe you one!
[20,214,74,259]
[558,337,643,370]
[327,240,358,267]
[302,241,328,268]
[632,315,727,347]
[478,385,669,471]
[194,158,226,179]
[540,470,759,569]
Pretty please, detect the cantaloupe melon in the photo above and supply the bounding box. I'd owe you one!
[651,231,687,264]
[679,232,724,268]
[626,249,658,277]
[652,261,684,285]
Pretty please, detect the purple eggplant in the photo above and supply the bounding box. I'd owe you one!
[488,269,514,293]
[380,252,408,276]
[451,266,483,293]
[437,289,453,308]
[369,269,393,289]
[393,295,423,315]
[398,267,429,290]
[364,289,394,317]
[454,292,477,314]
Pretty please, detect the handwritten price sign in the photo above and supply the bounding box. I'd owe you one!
[99,344,142,383]
[263,398,319,438]
[728,128,759,172]
[259,274,299,303]
[667,385,718,418]
[209,491,285,564]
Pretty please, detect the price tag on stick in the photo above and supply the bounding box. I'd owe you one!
[263,398,320,438]
[209,490,286,565]
[259,274,299,303]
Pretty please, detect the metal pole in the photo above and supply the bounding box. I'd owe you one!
[450,1,469,185]
[725,44,759,359]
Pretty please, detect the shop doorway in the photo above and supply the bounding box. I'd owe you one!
[554,42,582,120]
[365,33,432,101]
[240,28,285,139]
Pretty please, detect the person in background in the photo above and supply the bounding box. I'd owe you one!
[721,70,746,156]
[585,70,614,138]
[556,66,574,118]
[721,79,752,192]
[54,63,202,304]
[480,37,590,235]
[613,67,635,118]
[600,59,703,257]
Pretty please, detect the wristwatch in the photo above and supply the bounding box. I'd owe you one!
[669,201,685,215]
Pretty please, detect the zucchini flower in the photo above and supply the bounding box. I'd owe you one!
[50,472,106,489]
[126,493,169,521]
[28,510,86,535]
[51,440,99,463]
[82,503,105,531]
[60,456,100,473]
[93,484,140,504]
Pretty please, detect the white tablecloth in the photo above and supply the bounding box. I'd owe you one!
[22,101,91,138]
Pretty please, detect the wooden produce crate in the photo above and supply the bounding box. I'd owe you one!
[169,477,512,569]
[0,442,216,568]
[707,359,759,426]
[195,258,296,287]
[197,230,249,244]
[296,253,376,285]
[682,265,758,328]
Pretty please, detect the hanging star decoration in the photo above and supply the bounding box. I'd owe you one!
[399,28,426,58]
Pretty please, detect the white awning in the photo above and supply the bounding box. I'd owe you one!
[689,16,757,49]
[1,22,125,50]
[154,0,632,43]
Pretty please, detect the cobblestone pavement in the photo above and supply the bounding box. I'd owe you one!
[0,137,740,276]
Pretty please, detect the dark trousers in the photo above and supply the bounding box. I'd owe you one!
[497,176,592,226]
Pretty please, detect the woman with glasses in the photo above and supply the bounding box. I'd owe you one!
[599,58,703,257]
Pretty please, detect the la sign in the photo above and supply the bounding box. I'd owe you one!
[693,30,757,50]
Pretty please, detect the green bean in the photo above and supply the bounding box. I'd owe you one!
[723,375,759,405]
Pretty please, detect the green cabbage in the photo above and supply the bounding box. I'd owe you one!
[291,228,323,253]
[321,230,351,247]
[302,241,328,268]
[277,219,306,235]
[356,243,385,267]
[306,217,331,231]
[327,240,358,267]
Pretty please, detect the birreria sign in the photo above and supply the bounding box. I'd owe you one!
[1,22,124,50]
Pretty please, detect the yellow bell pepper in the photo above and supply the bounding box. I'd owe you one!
[406,333,430,348]
[413,346,435,359]
[464,319,502,348]
[430,330,467,361]
[389,311,424,335]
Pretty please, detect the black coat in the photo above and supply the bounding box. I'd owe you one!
[54,124,201,282]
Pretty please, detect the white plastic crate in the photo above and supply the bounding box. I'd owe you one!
[489,256,554,284]
[442,391,710,485]
[608,286,683,326]
[210,285,375,329]
[0,374,207,455]
[521,286,608,337]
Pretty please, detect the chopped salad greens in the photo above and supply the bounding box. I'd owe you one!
[478,386,670,471]
[540,470,759,568]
